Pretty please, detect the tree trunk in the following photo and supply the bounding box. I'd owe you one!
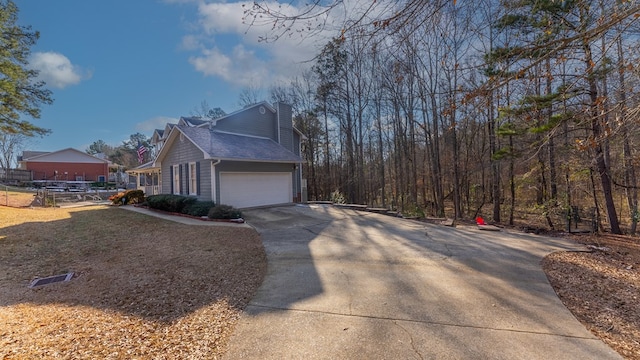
[583,38,621,234]
[489,90,500,223]
[617,36,638,235]
[546,59,558,202]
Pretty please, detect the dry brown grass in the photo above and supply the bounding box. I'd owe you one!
[0,205,266,359]
[0,189,37,207]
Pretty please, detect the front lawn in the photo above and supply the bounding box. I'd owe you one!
[0,205,266,359]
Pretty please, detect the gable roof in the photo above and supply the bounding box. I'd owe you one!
[155,125,302,164]
[19,151,49,161]
[193,101,276,129]
[152,128,164,140]
[21,148,108,164]
[179,117,209,127]
[163,123,176,135]
[186,101,308,140]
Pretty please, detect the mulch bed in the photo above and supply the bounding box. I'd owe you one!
[543,233,640,359]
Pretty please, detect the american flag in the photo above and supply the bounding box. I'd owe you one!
[137,142,148,164]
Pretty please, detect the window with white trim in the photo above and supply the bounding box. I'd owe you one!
[173,165,180,194]
[189,162,197,195]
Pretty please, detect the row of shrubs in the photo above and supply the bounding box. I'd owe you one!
[108,190,145,205]
[109,190,242,219]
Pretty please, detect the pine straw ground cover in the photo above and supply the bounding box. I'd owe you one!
[543,233,640,360]
[0,205,266,359]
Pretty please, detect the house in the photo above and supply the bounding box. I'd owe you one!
[130,102,305,208]
[18,148,110,183]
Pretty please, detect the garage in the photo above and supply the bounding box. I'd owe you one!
[219,172,292,208]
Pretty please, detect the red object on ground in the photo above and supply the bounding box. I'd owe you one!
[476,217,486,226]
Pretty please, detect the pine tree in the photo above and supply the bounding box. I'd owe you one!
[488,0,635,234]
[0,0,52,136]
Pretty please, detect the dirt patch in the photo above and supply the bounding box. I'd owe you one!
[0,206,267,359]
[543,233,640,360]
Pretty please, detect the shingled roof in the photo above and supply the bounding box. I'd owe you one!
[179,117,210,127]
[177,126,302,163]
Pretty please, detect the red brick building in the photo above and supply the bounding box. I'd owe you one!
[19,148,109,182]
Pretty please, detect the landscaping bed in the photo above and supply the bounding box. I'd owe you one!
[543,233,640,359]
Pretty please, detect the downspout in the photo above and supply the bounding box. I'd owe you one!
[276,102,281,144]
[298,163,309,204]
[211,159,221,204]
[208,120,222,204]
[297,162,303,203]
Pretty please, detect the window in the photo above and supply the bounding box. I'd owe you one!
[173,165,180,194]
[189,162,197,195]
[97,175,106,182]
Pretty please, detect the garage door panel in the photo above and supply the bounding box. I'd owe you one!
[220,172,291,208]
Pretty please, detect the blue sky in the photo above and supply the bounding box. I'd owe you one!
[16,0,328,152]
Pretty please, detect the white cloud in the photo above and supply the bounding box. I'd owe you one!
[28,52,90,89]
[180,1,337,87]
[189,47,232,77]
[180,34,201,51]
[189,44,267,87]
[198,1,249,35]
[135,116,179,132]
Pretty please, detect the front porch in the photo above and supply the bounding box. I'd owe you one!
[126,161,161,196]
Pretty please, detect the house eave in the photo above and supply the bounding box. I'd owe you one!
[204,156,302,164]
[153,126,210,166]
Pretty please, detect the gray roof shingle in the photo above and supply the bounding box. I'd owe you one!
[178,126,302,163]
[180,117,209,127]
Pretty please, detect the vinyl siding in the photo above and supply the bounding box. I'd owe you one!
[214,106,277,141]
[293,132,301,156]
[160,134,212,201]
[277,103,294,152]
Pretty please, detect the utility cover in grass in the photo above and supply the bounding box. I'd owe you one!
[29,273,74,288]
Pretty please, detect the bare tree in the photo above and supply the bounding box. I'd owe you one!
[238,86,263,108]
[244,0,450,42]
[191,100,226,119]
[0,133,28,180]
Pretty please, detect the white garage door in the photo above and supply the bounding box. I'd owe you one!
[219,172,292,208]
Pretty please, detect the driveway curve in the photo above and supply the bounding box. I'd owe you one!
[224,204,621,359]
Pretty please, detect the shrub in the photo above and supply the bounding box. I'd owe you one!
[145,194,170,210]
[182,201,216,217]
[146,194,197,213]
[109,189,145,205]
[126,190,145,204]
[169,195,197,213]
[330,190,346,204]
[91,182,117,190]
[402,205,425,219]
[208,204,243,220]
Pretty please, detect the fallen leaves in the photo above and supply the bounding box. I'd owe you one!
[543,233,640,360]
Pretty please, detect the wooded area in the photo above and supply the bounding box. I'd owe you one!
[263,0,640,234]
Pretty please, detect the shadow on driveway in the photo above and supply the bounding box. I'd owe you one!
[227,204,622,360]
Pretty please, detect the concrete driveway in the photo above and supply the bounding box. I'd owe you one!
[224,204,621,359]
